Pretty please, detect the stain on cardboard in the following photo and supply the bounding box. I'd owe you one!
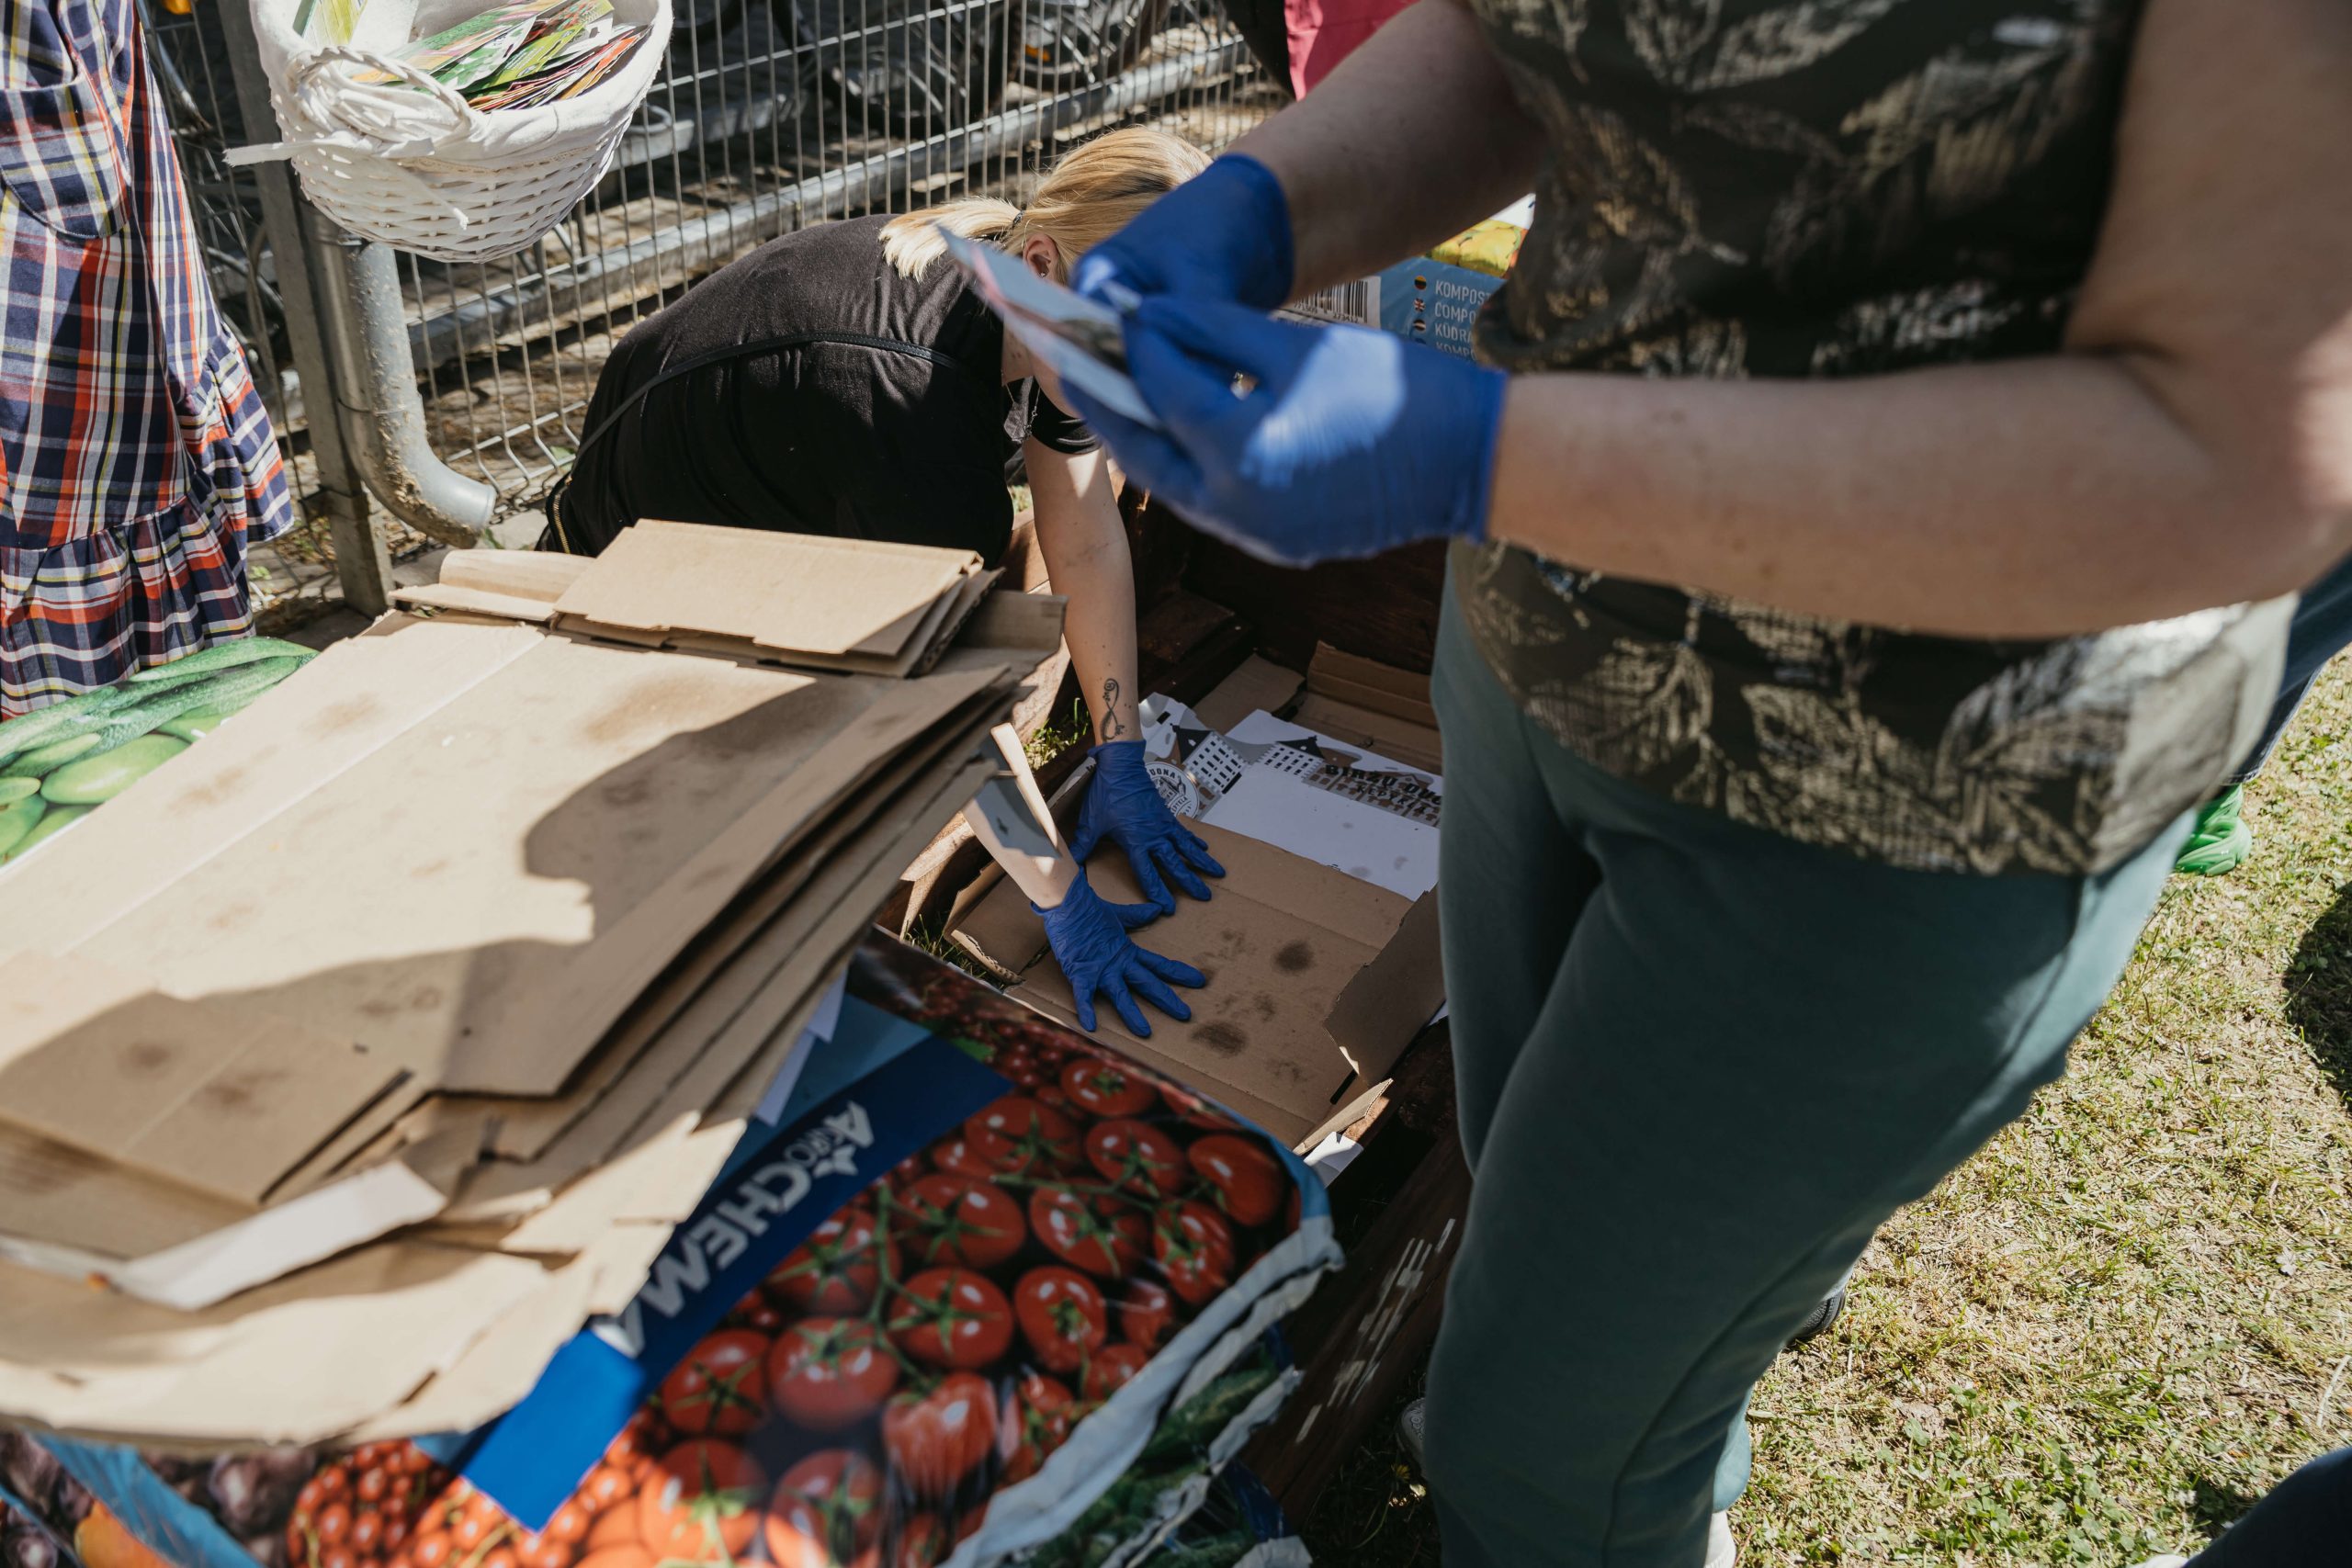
[412,858,450,881]
[120,1042,174,1078]
[314,695,380,736]
[173,762,248,813]
[199,1069,282,1114]
[1250,993,1279,1021]
[1274,941,1315,974]
[1195,1021,1249,1056]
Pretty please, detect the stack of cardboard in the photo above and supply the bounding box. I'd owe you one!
[0,523,1062,1449]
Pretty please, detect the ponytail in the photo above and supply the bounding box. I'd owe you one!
[881,197,1021,279]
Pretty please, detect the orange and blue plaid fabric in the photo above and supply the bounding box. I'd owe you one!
[0,0,293,717]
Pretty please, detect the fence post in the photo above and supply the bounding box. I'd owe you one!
[213,0,497,604]
[209,0,390,615]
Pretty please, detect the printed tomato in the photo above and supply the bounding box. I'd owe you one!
[760,1450,882,1568]
[603,1411,672,1476]
[1084,1120,1185,1197]
[1059,1061,1158,1118]
[1187,1134,1287,1227]
[882,1374,998,1497]
[580,1467,634,1514]
[1159,1083,1237,1132]
[573,1551,653,1568]
[900,1174,1025,1270]
[929,1135,998,1182]
[997,1373,1076,1485]
[889,1514,953,1568]
[727,1293,788,1335]
[1083,1343,1148,1402]
[290,1445,449,1568]
[765,1317,901,1431]
[1114,1280,1176,1350]
[963,1097,1081,1174]
[634,1441,765,1563]
[1029,1187,1148,1279]
[1012,1267,1108,1375]
[1154,1201,1238,1305]
[656,1329,769,1437]
[583,1507,640,1553]
[888,1268,1014,1370]
[766,1207,893,1314]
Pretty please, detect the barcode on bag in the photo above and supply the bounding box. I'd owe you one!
[1281,276,1381,327]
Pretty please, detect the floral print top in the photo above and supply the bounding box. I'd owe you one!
[1453,0,2290,874]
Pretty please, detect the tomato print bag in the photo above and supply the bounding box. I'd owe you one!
[3,934,1340,1568]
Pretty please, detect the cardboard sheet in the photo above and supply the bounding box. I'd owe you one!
[0,951,408,1203]
[956,821,1434,1146]
[552,521,980,661]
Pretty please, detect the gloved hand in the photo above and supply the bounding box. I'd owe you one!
[1037,870,1208,1037]
[1070,740,1225,914]
[1070,154,1295,312]
[1064,296,1508,568]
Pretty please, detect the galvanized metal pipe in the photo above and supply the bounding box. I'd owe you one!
[313,231,500,548]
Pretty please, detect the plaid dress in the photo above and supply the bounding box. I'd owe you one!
[0,0,294,717]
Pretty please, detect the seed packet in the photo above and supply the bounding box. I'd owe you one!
[293,0,368,43]
[474,0,614,90]
[355,0,575,92]
[465,25,646,108]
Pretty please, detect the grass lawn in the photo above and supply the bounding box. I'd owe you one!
[1300,664,2352,1566]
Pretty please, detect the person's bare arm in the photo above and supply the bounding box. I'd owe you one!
[1024,438,1142,744]
[1226,0,1543,299]
[1481,0,2352,637]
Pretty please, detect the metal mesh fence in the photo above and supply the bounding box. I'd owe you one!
[144,0,1283,547]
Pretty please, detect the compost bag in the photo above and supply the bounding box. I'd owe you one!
[0,937,1339,1568]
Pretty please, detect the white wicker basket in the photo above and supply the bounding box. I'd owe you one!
[231,0,672,263]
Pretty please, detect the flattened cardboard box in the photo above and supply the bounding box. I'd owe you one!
[955,820,1442,1149]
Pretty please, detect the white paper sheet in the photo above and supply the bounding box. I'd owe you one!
[1201,764,1440,899]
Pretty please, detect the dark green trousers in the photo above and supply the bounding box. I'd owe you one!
[1422,585,2188,1567]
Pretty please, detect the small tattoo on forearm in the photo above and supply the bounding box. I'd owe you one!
[1100,679,1125,741]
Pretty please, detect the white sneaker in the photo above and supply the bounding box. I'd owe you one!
[2132,1559,2188,1567]
[1398,1396,1428,1467]
[1707,1511,1736,1568]
[1399,1401,1736,1566]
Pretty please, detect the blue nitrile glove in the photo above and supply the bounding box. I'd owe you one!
[1070,154,1295,311]
[1069,739,1225,914]
[1065,296,1508,568]
[1037,870,1207,1037]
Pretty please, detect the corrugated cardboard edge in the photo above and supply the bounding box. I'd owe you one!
[1323,888,1442,1088]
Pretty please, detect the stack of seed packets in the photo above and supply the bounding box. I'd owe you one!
[355,0,650,107]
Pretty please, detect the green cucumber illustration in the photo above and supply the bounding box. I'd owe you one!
[0,794,46,858]
[4,802,87,862]
[41,734,189,807]
[3,732,104,779]
[126,637,313,685]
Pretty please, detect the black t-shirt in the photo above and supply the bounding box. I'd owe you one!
[554,215,1095,561]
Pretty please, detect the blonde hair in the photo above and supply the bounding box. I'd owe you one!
[880,128,1211,281]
